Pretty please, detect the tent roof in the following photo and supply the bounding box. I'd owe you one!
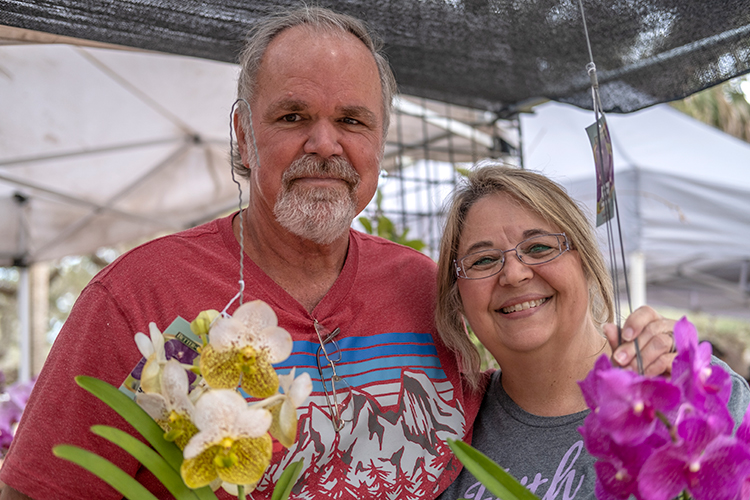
[521,101,750,186]
[2,0,750,113]
[521,102,750,317]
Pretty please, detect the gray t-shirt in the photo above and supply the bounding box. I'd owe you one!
[439,358,750,500]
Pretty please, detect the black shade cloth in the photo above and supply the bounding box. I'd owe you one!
[1,0,749,113]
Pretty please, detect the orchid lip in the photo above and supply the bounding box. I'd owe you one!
[498,297,549,314]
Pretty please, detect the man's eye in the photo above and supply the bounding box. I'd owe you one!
[281,114,300,122]
[341,117,361,125]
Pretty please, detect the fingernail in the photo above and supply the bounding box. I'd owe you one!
[615,351,628,365]
[622,327,634,342]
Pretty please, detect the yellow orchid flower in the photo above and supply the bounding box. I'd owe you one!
[266,368,313,448]
[134,322,168,393]
[200,300,292,399]
[181,389,273,489]
[136,359,198,450]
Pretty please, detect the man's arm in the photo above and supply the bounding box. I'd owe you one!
[0,486,34,500]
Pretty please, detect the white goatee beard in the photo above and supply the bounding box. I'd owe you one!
[273,155,361,245]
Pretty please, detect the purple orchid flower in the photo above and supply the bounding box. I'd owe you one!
[639,415,750,500]
[581,412,667,500]
[671,317,732,413]
[0,376,37,456]
[579,354,613,411]
[594,368,681,446]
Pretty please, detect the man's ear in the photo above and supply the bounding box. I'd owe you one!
[233,111,250,169]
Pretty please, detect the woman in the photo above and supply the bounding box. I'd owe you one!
[436,164,750,500]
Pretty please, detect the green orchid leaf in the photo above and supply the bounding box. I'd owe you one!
[91,425,209,500]
[53,445,161,500]
[447,439,540,500]
[75,375,184,471]
[271,458,305,500]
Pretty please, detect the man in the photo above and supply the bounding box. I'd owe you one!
[0,7,485,499]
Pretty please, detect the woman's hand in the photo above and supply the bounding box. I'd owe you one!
[603,305,676,377]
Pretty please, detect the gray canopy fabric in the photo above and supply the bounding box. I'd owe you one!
[1,0,750,114]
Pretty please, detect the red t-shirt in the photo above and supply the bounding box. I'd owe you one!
[0,214,483,499]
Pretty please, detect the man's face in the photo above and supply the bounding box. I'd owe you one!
[239,25,384,243]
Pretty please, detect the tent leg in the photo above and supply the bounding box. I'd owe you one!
[18,266,31,383]
[629,251,646,311]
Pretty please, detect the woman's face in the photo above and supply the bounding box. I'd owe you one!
[456,192,593,360]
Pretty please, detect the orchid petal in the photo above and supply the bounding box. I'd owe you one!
[192,390,245,432]
[134,332,154,358]
[148,322,166,361]
[232,300,278,332]
[262,326,293,363]
[234,408,273,438]
[135,393,169,422]
[215,435,272,485]
[208,316,246,351]
[238,355,279,399]
[181,446,220,488]
[200,345,242,389]
[287,372,313,408]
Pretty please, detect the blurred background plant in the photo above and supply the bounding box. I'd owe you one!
[0,370,36,460]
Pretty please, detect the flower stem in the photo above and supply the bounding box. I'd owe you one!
[655,410,678,442]
[237,484,246,500]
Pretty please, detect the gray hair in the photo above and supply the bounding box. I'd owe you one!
[233,6,397,178]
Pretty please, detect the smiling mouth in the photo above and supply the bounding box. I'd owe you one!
[499,297,549,314]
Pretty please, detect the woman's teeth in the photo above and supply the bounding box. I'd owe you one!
[501,297,548,314]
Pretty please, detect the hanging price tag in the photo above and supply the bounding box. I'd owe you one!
[586,116,615,227]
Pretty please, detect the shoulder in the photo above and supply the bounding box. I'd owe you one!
[95,216,231,282]
[713,355,750,428]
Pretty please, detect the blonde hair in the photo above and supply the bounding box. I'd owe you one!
[436,163,614,390]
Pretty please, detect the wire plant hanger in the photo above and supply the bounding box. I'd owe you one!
[577,0,644,374]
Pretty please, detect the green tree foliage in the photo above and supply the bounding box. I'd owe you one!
[671,77,750,142]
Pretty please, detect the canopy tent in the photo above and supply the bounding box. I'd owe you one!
[2,0,750,380]
[1,0,750,114]
[521,101,750,318]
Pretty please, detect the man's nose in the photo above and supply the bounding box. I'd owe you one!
[304,120,344,158]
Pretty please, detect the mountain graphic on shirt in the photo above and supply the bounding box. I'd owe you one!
[254,370,466,499]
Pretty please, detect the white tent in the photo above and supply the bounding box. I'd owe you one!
[521,102,750,318]
[0,43,242,266]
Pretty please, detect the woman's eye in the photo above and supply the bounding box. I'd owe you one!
[469,255,499,268]
[527,244,552,253]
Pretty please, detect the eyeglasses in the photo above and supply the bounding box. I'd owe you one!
[314,320,353,433]
[455,232,570,280]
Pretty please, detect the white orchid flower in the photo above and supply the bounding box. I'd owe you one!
[136,359,198,450]
[134,322,167,393]
[266,368,313,448]
[180,389,273,489]
[200,300,293,398]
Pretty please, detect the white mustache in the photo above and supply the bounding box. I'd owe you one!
[281,155,360,189]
